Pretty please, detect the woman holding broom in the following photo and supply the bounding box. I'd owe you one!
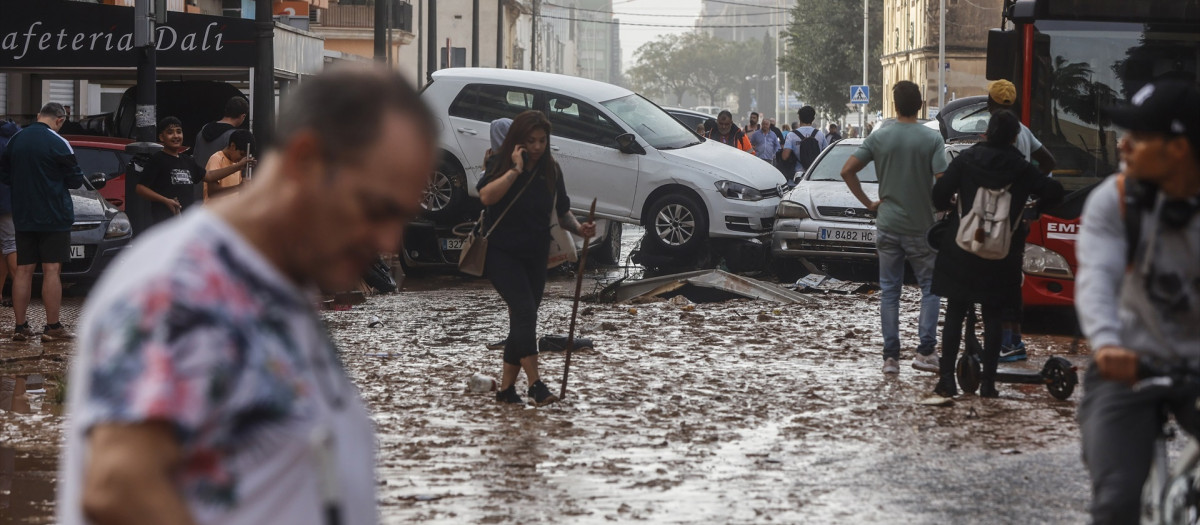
[478,110,595,406]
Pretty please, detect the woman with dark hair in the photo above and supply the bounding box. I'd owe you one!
[478,110,596,406]
[929,110,1063,399]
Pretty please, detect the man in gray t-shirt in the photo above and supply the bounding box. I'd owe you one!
[841,81,949,375]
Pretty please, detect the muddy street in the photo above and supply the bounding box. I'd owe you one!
[1,230,1096,524]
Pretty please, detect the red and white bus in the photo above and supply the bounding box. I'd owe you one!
[984,0,1199,307]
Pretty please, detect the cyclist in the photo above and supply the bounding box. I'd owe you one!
[1076,79,1200,524]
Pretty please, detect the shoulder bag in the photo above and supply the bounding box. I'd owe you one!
[457,171,536,276]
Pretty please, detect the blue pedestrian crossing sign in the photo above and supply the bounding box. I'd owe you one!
[850,85,870,104]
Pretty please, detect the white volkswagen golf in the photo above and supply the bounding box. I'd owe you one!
[420,68,786,259]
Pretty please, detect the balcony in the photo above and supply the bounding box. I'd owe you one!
[315,0,411,30]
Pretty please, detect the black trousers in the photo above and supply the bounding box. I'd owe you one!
[939,298,1003,390]
[485,241,550,366]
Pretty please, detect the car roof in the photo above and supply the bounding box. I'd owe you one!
[64,135,134,149]
[431,68,633,103]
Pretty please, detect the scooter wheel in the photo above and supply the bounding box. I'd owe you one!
[1043,357,1078,401]
[957,353,981,394]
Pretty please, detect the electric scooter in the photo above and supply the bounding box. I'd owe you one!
[954,307,1080,400]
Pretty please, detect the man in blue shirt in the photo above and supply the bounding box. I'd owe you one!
[0,103,84,342]
[782,106,830,179]
[747,113,780,166]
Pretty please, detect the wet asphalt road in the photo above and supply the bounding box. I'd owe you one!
[0,228,1102,524]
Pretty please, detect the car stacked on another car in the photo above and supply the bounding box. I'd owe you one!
[414,68,787,270]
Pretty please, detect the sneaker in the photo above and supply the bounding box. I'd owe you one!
[527,380,559,407]
[912,352,940,373]
[486,338,507,350]
[12,323,33,342]
[999,342,1028,363]
[41,323,75,342]
[882,358,900,375]
[495,385,524,404]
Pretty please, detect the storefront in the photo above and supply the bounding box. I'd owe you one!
[0,0,324,135]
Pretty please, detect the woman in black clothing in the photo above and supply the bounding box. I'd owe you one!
[478,110,596,407]
[930,110,1063,398]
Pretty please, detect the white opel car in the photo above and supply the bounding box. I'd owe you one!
[420,68,786,258]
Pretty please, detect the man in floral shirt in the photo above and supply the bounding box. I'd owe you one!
[58,65,436,525]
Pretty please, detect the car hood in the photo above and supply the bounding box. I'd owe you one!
[70,189,115,221]
[657,140,787,190]
[784,180,878,209]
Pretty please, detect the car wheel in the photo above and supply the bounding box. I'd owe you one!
[592,221,623,266]
[645,193,708,255]
[422,159,466,224]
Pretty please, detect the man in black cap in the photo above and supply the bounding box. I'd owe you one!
[1076,79,1200,524]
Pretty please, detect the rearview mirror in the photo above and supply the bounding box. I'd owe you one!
[616,133,646,155]
[87,172,107,190]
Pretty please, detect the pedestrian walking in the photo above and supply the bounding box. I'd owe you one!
[59,64,436,525]
[202,129,256,202]
[781,106,829,180]
[983,79,1059,363]
[748,114,781,166]
[840,81,948,375]
[1076,79,1200,524]
[929,110,1063,398]
[707,110,755,154]
[477,110,596,407]
[0,120,20,308]
[827,123,843,143]
[0,103,83,342]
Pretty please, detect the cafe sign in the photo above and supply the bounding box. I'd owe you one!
[0,0,257,68]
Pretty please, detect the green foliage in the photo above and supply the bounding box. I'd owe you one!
[629,32,776,109]
[780,0,884,119]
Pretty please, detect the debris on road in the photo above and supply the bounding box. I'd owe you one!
[790,274,880,294]
[606,270,811,304]
[538,335,595,352]
[467,373,498,393]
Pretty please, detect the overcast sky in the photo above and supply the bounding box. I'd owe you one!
[614,0,703,71]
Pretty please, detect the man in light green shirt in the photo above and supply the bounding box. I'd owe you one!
[840,80,948,375]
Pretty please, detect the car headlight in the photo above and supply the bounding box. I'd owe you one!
[715,180,764,201]
[105,212,132,239]
[1023,244,1073,279]
[776,201,811,219]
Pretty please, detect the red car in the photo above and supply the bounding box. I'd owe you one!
[64,135,133,210]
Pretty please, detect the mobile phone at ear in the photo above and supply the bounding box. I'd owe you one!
[521,151,530,164]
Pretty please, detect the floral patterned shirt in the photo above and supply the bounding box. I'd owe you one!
[59,210,377,525]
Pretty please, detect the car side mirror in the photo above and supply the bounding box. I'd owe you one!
[616,133,645,155]
[87,172,107,190]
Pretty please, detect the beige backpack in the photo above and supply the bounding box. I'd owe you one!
[955,184,1014,260]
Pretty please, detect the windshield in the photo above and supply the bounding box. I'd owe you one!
[808,144,877,183]
[601,95,700,150]
[1029,20,1199,192]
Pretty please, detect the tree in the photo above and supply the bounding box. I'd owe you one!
[628,35,692,106]
[779,0,883,120]
[1049,56,1091,139]
[682,32,738,107]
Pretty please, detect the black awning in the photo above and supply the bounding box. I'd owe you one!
[0,0,257,69]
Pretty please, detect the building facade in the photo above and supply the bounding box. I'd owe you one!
[880,0,1003,118]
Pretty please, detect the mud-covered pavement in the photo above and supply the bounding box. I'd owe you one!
[2,230,1097,524]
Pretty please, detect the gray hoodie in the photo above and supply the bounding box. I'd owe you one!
[1076,175,1200,360]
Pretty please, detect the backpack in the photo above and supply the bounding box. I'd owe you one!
[795,129,822,171]
[955,184,1015,260]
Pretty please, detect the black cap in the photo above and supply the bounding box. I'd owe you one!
[1105,80,1200,145]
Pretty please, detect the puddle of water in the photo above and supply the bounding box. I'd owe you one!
[0,446,57,524]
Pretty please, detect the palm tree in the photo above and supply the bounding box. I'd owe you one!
[1049,56,1092,139]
